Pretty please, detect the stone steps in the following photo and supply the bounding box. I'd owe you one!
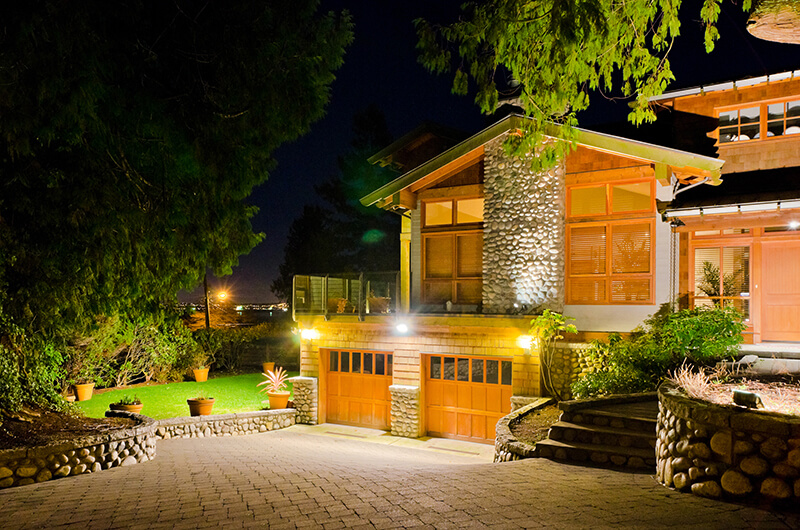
[548,421,656,451]
[534,396,658,471]
[534,439,656,469]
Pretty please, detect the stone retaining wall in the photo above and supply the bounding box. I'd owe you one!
[290,376,318,425]
[657,382,800,505]
[0,411,156,489]
[0,408,298,490]
[154,409,297,439]
[494,398,554,462]
[390,385,421,437]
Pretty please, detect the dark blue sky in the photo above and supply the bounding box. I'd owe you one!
[184,0,800,304]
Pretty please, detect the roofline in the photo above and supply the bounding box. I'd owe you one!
[360,114,725,208]
[665,198,800,218]
[366,122,466,166]
[650,70,800,102]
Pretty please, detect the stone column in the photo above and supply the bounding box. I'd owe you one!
[482,135,566,314]
[289,376,318,425]
[389,385,421,438]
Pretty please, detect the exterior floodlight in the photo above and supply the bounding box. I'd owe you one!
[790,221,800,229]
[300,328,319,341]
[396,323,409,334]
[517,335,533,351]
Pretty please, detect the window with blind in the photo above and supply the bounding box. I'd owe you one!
[693,246,750,320]
[423,231,482,304]
[567,220,653,304]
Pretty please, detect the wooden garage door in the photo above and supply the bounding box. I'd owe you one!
[425,355,513,444]
[762,242,800,341]
[325,349,392,430]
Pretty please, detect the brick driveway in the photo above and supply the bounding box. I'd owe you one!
[1,426,798,529]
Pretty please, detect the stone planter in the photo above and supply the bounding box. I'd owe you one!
[656,382,800,505]
[187,398,215,416]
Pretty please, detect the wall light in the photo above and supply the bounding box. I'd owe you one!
[790,221,800,230]
[517,334,533,352]
[396,322,409,334]
[300,328,319,341]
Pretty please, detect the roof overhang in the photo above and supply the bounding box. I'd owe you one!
[361,114,725,210]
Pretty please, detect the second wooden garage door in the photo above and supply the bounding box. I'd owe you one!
[325,349,392,430]
[425,355,512,443]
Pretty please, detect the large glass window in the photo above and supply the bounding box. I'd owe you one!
[693,246,750,321]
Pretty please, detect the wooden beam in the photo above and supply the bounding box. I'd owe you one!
[672,210,800,232]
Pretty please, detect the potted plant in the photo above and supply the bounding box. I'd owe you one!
[187,392,215,416]
[262,360,275,374]
[258,367,291,410]
[109,394,144,414]
[73,381,95,401]
[193,365,210,382]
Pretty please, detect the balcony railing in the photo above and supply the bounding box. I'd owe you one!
[293,272,401,321]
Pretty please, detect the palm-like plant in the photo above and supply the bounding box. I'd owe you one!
[258,367,289,394]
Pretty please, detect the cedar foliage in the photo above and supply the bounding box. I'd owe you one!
[0,0,353,412]
[415,0,750,168]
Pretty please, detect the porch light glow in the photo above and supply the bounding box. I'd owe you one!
[789,221,800,229]
[300,328,319,341]
[517,334,533,351]
[396,323,409,334]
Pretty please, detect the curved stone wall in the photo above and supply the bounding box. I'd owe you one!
[0,411,156,489]
[494,400,551,462]
[657,382,800,504]
[0,408,298,489]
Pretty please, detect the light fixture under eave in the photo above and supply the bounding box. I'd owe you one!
[300,328,319,341]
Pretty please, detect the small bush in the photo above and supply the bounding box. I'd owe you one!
[571,305,744,398]
[193,323,279,371]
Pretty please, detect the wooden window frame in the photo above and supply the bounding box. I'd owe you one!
[567,179,655,220]
[566,218,655,305]
[717,96,800,145]
[689,240,752,326]
[422,196,484,229]
[422,230,482,304]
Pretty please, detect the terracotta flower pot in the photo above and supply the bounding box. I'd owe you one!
[187,398,215,416]
[267,391,291,410]
[193,367,209,382]
[262,362,275,374]
[109,403,144,414]
[74,383,95,402]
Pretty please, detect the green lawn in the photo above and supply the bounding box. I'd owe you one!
[75,372,298,420]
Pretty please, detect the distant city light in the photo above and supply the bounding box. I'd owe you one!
[218,291,228,300]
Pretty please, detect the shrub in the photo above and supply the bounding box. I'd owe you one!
[571,305,744,398]
[193,323,279,371]
[530,309,577,400]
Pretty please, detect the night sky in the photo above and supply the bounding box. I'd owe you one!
[183,0,800,304]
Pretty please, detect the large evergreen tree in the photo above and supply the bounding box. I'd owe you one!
[0,1,352,330]
[0,1,352,411]
[272,106,400,302]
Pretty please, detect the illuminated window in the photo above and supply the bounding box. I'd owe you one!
[718,107,759,143]
[718,99,800,144]
[424,198,483,227]
[693,246,750,320]
[569,180,653,218]
[456,198,484,223]
[425,201,453,226]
